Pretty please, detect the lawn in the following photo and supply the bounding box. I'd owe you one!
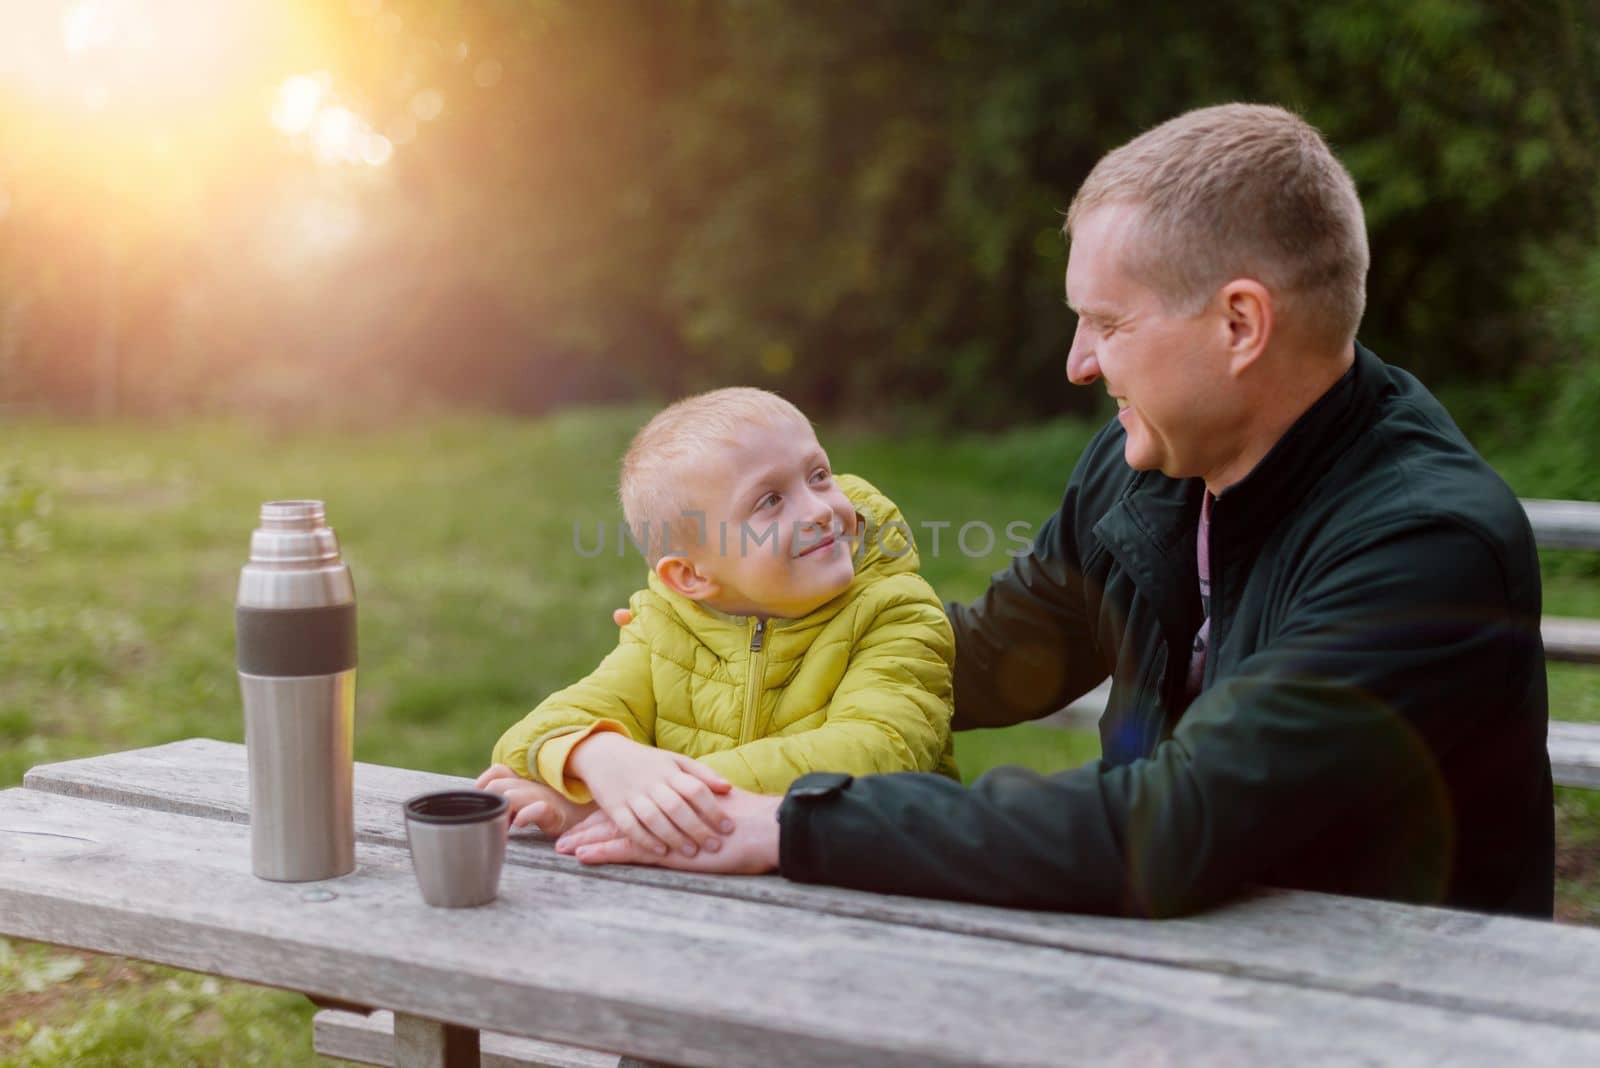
[1,411,1595,1064]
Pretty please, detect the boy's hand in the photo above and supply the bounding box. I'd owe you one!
[474,764,597,836]
[556,789,781,875]
[567,733,734,858]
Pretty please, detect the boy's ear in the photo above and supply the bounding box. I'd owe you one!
[655,555,720,601]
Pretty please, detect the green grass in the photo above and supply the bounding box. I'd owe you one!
[0,941,318,1067]
[1,409,1596,1063]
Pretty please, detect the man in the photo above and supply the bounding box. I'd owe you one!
[556,103,1555,918]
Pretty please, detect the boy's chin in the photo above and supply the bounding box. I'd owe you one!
[765,582,850,620]
[808,572,857,610]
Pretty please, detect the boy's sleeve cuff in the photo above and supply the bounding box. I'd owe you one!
[535,721,628,803]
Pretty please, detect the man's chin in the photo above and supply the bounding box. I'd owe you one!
[1122,441,1158,472]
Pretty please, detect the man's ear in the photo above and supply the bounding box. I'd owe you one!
[655,555,720,601]
[1218,279,1272,376]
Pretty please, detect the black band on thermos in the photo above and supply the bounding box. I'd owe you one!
[236,603,358,677]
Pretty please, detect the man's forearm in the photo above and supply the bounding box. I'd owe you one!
[778,766,1134,913]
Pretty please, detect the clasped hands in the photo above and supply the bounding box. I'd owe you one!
[476,732,780,873]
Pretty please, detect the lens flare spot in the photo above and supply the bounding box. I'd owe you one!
[361,134,394,167]
[311,107,365,165]
[271,74,325,135]
[410,89,444,122]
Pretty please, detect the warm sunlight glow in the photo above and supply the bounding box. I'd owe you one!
[271,74,327,136]
[276,74,393,169]
[60,1,118,56]
[1,1,273,112]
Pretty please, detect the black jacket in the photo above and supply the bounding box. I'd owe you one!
[779,345,1554,918]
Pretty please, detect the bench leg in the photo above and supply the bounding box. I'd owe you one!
[393,1011,480,1068]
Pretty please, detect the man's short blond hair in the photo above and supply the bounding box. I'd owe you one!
[1066,103,1369,349]
[619,387,812,564]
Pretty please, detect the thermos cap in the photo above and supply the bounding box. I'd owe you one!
[260,499,326,529]
[238,499,355,609]
[250,499,341,566]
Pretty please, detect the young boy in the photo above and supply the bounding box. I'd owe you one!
[476,387,957,859]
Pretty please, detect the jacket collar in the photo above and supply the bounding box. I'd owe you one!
[1207,341,1380,560]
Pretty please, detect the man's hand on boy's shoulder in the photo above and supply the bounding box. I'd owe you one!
[566,733,735,860]
[475,765,597,836]
[556,788,782,875]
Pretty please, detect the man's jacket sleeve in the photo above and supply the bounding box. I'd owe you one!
[699,591,955,794]
[946,473,1108,731]
[489,609,656,785]
[781,520,1527,916]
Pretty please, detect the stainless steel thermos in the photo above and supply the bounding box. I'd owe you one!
[236,500,357,882]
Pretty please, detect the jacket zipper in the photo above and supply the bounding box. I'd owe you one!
[739,618,768,745]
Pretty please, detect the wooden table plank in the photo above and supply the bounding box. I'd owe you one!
[22,738,1600,1031]
[3,787,1597,1067]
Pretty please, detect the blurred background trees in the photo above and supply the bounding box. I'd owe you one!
[0,0,1596,444]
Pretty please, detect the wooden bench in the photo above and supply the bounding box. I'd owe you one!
[10,738,1600,1068]
[1045,498,1600,789]
[314,1009,619,1068]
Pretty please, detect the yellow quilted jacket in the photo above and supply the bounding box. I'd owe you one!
[491,474,958,796]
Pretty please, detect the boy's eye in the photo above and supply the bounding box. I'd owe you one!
[809,467,831,484]
[756,492,781,511]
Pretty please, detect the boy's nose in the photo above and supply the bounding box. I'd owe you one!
[803,494,835,530]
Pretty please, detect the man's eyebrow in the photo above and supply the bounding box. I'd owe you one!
[1066,299,1114,322]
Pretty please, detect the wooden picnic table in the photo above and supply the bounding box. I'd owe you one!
[3,738,1600,1067]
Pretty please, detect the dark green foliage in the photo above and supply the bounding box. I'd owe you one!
[630,0,1600,421]
[361,0,1600,424]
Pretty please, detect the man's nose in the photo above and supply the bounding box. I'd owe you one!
[1066,321,1099,386]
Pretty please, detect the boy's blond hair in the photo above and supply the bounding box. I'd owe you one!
[1066,103,1369,350]
[620,387,812,564]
